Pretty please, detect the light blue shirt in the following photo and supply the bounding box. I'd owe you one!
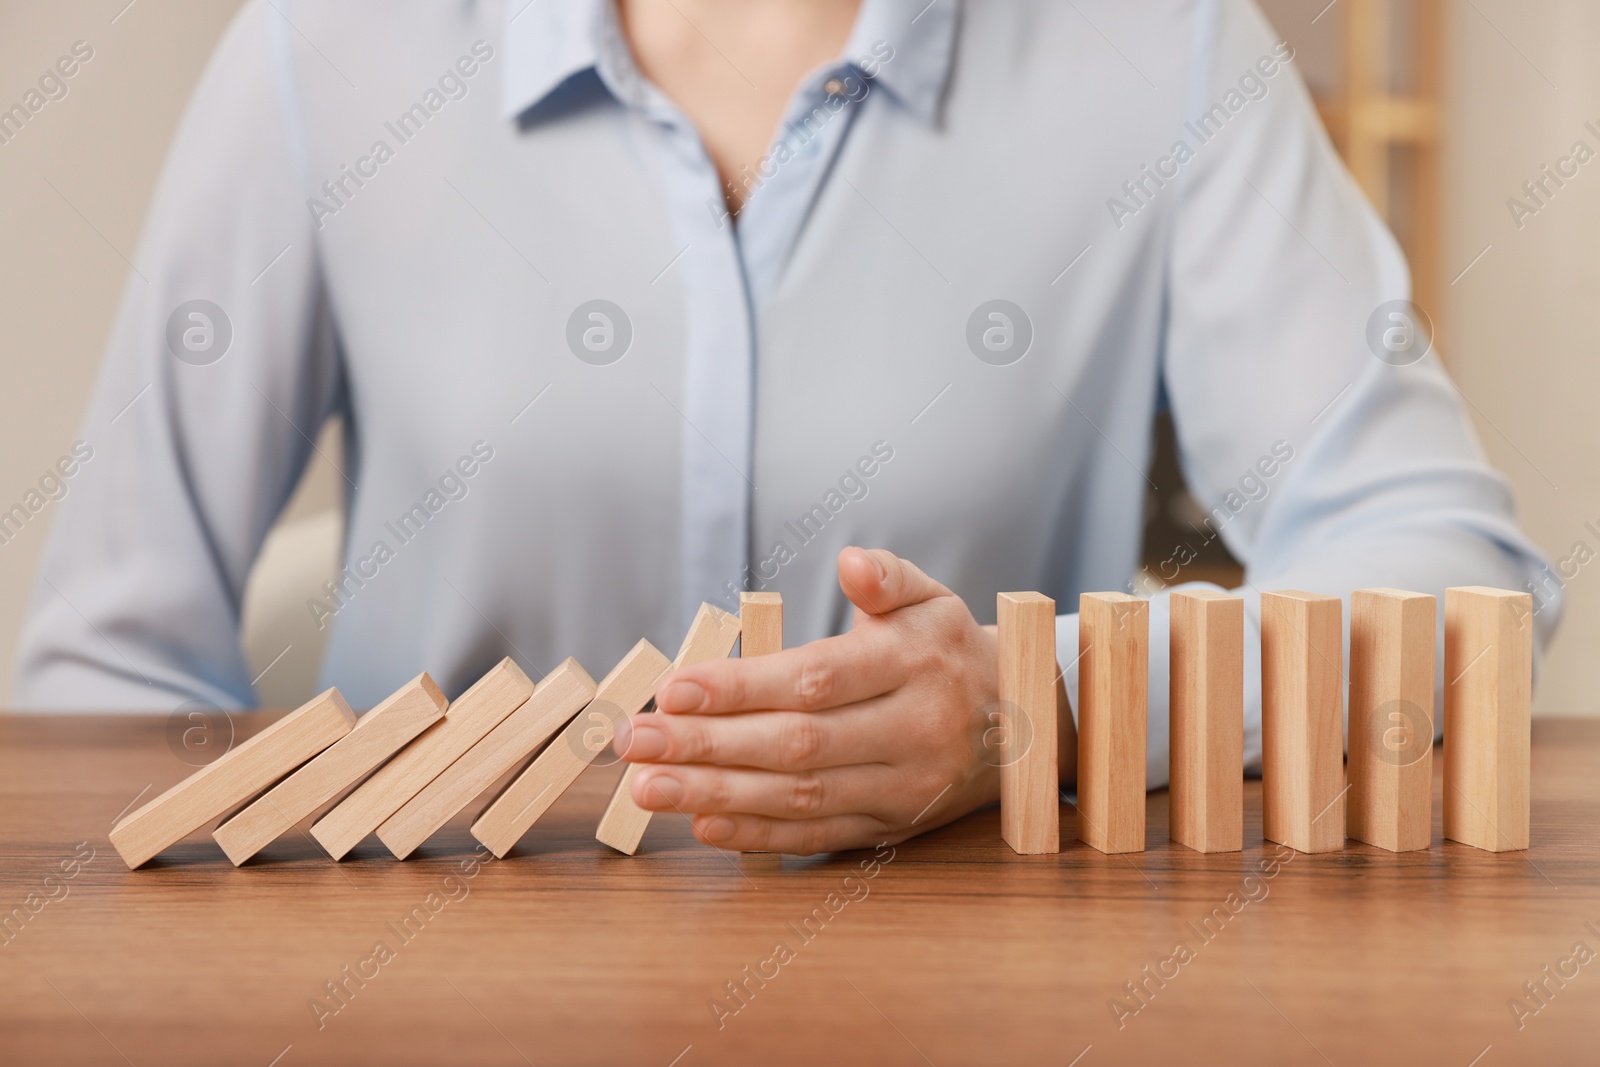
[15,0,1558,788]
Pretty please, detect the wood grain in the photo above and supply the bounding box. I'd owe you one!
[997,592,1059,854]
[595,604,740,855]
[1169,589,1243,853]
[7,713,1594,1065]
[1349,589,1435,852]
[1444,586,1533,852]
[213,674,447,866]
[738,591,782,658]
[108,688,355,869]
[1078,592,1147,854]
[737,592,784,854]
[1261,590,1345,854]
[376,660,597,860]
[474,641,670,858]
[309,659,533,860]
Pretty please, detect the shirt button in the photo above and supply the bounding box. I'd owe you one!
[824,77,846,96]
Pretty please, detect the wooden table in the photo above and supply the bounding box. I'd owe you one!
[2,713,1597,1066]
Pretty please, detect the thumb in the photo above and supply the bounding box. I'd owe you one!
[836,547,953,618]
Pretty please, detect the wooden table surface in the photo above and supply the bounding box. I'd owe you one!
[2,713,1597,1067]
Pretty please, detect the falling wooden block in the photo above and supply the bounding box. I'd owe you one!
[310,659,534,860]
[1261,590,1345,854]
[1349,589,1435,853]
[110,689,356,869]
[1444,586,1533,852]
[596,604,741,855]
[376,658,597,859]
[212,674,447,865]
[474,641,672,857]
[1078,592,1147,854]
[739,591,782,658]
[1169,590,1243,854]
[997,592,1060,854]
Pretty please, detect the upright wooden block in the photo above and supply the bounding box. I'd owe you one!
[997,592,1060,854]
[213,673,447,865]
[1444,586,1532,852]
[376,659,597,859]
[310,659,534,860]
[737,591,783,853]
[110,689,356,869]
[1169,590,1243,853]
[1261,590,1346,853]
[739,591,782,658]
[1349,589,1435,852]
[596,604,741,855]
[474,641,672,857]
[1078,592,1147,854]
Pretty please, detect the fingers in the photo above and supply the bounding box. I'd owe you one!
[631,762,896,821]
[836,546,952,617]
[617,703,896,770]
[690,812,893,855]
[656,629,908,715]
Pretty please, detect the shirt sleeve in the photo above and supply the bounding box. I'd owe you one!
[1058,0,1559,788]
[12,0,344,711]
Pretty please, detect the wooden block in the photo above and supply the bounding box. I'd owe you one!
[309,659,534,859]
[213,673,447,865]
[474,641,672,857]
[737,591,783,852]
[377,658,597,859]
[1077,592,1147,854]
[596,604,741,855]
[1261,590,1346,853]
[1169,590,1243,854]
[110,689,355,869]
[739,591,782,658]
[997,592,1060,854]
[1349,589,1435,853]
[1444,586,1532,852]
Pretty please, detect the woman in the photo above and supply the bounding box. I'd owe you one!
[17,0,1555,854]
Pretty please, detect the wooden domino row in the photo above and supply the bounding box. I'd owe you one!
[110,581,1529,870]
[997,586,1533,857]
[111,603,748,869]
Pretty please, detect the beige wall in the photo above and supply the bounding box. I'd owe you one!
[0,0,341,708]
[1445,0,1600,715]
[1,1,1594,713]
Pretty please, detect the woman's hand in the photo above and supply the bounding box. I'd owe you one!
[615,546,1072,855]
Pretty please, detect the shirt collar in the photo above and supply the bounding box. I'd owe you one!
[500,0,960,124]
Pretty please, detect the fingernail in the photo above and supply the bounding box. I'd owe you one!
[868,551,886,582]
[612,715,632,756]
[643,772,684,807]
[657,679,707,713]
[699,815,736,843]
[621,720,667,760]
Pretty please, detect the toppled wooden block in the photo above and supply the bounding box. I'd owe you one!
[376,659,596,859]
[475,640,671,858]
[213,673,447,865]
[310,659,533,860]
[110,688,356,869]
[595,604,741,855]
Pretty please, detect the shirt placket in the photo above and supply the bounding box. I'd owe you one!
[594,27,865,624]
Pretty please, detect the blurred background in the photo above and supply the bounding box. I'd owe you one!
[0,0,1594,713]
